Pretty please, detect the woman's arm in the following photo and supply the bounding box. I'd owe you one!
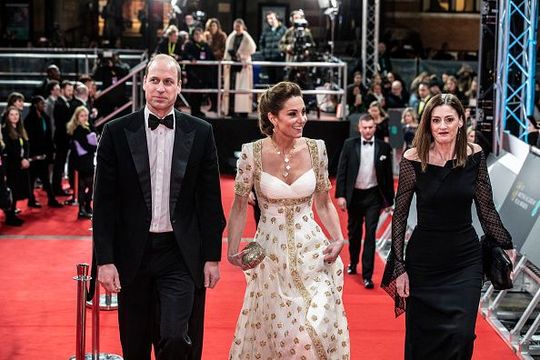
[227,194,249,268]
[314,190,345,263]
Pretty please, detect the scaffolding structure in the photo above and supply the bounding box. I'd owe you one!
[495,0,539,148]
[361,0,380,85]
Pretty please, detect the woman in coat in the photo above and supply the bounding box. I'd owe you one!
[222,18,256,117]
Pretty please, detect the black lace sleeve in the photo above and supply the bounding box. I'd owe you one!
[474,151,513,249]
[381,158,416,317]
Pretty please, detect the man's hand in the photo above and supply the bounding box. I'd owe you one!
[204,261,220,289]
[336,197,347,212]
[21,159,30,169]
[98,263,121,293]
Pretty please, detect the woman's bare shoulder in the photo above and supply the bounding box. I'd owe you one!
[469,142,482,155]
[403,147,420,161]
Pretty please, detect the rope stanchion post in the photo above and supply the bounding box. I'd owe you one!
[70,263,91,360]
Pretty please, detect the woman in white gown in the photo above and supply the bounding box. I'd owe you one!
[227,82,350,359]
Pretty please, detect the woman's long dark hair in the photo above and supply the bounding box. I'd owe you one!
[413,93,468,172]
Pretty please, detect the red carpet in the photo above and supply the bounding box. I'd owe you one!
[0,179,516,359]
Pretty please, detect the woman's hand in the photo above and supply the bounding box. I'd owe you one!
[227,250,256,271]
[323,239,344,264]
[505,249,518,266]
[396,272,410,298]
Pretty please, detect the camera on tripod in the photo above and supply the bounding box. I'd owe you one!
[292,18,312,61]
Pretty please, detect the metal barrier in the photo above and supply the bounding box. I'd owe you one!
[71,263,91,360]
[91,58,348,126]
[71,263,122,360]
[176,59,348,120]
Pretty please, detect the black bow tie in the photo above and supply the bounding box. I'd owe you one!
[148,113,174,130]
[363,140,373,146]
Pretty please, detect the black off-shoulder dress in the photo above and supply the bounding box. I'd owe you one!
[382,151,513,360]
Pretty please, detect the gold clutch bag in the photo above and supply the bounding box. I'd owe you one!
[241,242,266,267]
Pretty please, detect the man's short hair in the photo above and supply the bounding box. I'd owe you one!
[145,54,182,83]
[60,80,73,89]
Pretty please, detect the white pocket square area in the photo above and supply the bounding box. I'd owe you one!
[379,155,387,161]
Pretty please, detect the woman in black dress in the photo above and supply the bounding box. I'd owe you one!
[2,106,31,226]
[368,101,389,143]
[382,93,515,359]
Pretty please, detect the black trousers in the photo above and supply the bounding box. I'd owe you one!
[52,146,68,193]
[118,232,195,360]
[78,170,94,211]
[347,187,382,280]
[29,159,54,202]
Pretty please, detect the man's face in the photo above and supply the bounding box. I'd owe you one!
[391,81,402,96]
[267,14,277,28]
[354,74,362,85]
[418,84,429,99]
[185,15,194,26]
[193,30,203,43]
[358,119,376,140]
[143,57,181,114]
[63,85,74,99]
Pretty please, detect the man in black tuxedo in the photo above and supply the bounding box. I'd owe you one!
[336,114,394,289]
[92,54,225,359]
[52,80,74,196]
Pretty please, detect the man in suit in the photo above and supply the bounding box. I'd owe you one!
[336,114,394,289]
[93,54,226,359]
[52,80,74,196]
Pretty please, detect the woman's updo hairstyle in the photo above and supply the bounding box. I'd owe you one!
[258,81,302,136]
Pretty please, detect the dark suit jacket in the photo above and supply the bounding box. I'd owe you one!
[335,137,395,208]
[92,109,226,289]
[53,97,72,150]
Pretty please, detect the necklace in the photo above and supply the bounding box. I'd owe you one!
[271,138,296,178]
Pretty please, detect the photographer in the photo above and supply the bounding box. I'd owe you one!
[183,27,215,118]
[259,11,286,85]
[92,51,130,121]
[155,25,184,61]
[279,10,315,63]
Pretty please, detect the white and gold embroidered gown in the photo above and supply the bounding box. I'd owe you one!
[230,138,350,360]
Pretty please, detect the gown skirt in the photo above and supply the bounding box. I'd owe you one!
[405,225,483,360]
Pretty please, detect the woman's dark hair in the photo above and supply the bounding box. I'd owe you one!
[4,105,28,141]
[258,81,302,136]
[6,92,24,106]
[413,93,469,172]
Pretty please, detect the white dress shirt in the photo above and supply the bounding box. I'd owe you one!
[354,137,378,189]
[144,106,175,233]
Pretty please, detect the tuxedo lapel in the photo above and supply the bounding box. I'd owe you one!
[170,111,196,216]
[124,110,152,214]
[355,138,361,165]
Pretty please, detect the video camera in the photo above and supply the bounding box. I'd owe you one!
[292,19,312,61]
[193,10,206,23]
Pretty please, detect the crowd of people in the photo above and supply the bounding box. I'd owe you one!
[0,68,101,226]
[346,62,481,154]
[152,10,317,118]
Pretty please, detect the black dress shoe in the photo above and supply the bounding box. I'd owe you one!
[28,201,42,208]
[5,215,24,226]
[363,279,374,289]
[78,210,92,220]
[48,199,64,208]
[64,198,77,206]
[347,264,357,275]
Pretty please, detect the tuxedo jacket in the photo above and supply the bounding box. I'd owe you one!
[335,137,395,208]
[92,109,226,288]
